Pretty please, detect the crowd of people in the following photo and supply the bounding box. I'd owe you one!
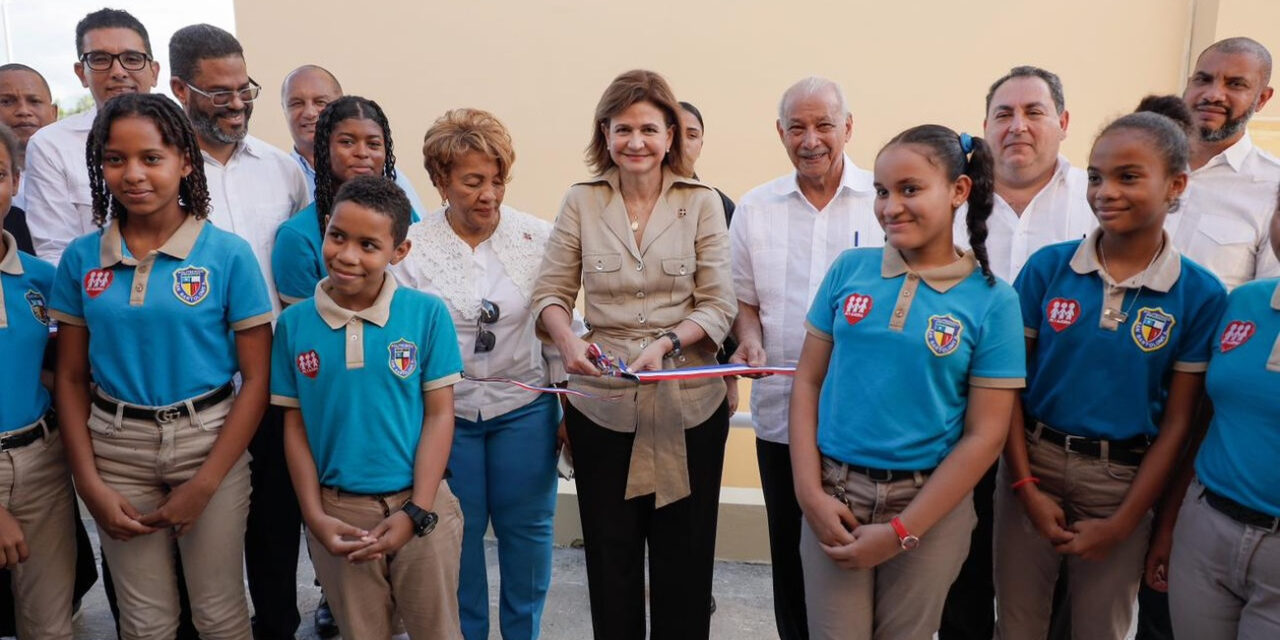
[0,6,1276,640]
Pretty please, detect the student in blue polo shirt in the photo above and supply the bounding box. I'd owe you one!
[993,97,1228,640]
[0,121,77,640]
[271,175,465,639]
[272,96,418,306]
[790,124,1025,640]
[48,94,273,640]
[1140,199,1280,638]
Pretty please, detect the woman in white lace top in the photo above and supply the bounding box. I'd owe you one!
[393,108,562,640]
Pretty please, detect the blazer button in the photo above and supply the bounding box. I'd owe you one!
[636,264,644,271]
[595,262,604,271]
[679,266,687,275]
[636,291,645,298]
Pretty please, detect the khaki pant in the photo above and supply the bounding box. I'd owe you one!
[993,434,1152,640]
[0,423,76,640]
[800,456,976,640]
[87,392,252,640]
[307,482,464,640]
[1169,479,1280,639]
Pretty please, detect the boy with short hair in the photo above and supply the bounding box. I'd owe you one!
[270,175,464,639]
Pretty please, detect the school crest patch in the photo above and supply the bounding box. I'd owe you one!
[83,269,113,298]
[843,293,873,325]
[24,290,49,326]
[1219,320,1255,353]
[925,314,963,356]
[172,266,210,305]
[1131,307,1176,352]
[1046,297,1080,332]
[296,350,320,379]
[388,339,418,378]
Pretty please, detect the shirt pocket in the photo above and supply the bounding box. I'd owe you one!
[661,255,696,305]
[1195,214,1256,283]
[582,252,623,300]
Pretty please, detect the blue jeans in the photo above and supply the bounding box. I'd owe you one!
[450,394,559,640]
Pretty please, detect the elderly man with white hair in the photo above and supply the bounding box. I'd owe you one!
[729,76,881,640]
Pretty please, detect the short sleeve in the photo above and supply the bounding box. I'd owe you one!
[269,313,300,407]
[225,238,274,331]
[804,252,845,341]
[1173,276,1229,372]
[272,222,323,304]
[421,298,463,391]
[970,285,1028,388]
[48,241,85,325]
[1013,249,1052,338]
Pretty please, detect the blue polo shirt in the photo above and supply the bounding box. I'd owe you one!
[1015,231,1227,440]
[270,274,463,494]
[1195,278,1280,517]
[805,248,1025,470]
[272,201,419,305]
[48,217,274,406]
[1,233,54,432]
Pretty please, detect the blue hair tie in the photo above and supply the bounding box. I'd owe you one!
[959,132,974,154]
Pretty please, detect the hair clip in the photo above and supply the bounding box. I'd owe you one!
[959,132,974,154]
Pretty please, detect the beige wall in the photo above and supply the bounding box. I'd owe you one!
[233,0,1280,220]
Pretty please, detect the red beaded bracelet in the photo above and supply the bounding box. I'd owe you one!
[1010,476,1041,491]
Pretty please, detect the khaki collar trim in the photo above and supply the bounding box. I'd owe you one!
[574,166,703,192]
[1069,228,1181,292]
[98,216,205,268]
[314,272,397,329]
[880,247,977,293]
[0,231,23,275]
[1270,280,1280,311]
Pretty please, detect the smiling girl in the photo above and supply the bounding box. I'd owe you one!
[273,95,415,306]
[993,97,1228,640]
[789,124,1025,640]
[48,93,273,639]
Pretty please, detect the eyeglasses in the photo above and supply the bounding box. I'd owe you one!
[474,299,500,353]
[80,50,152,72]
[183,79,262,108]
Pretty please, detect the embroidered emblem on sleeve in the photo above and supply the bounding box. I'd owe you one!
[843,293,873,325]
[84,269,113,298]
[388,339,418,378]
[24,290,50,326]
[1131,307,1176,352]
[1046,298,1080,332]
[1219,320,1255,353]
[297,350,320,378]
[925,314,963,356]
[172,266,210,305]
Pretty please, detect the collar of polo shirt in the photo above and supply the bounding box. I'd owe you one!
[314,271,397,329]
[98,215,204,268]
[1069,228,1181,293]
[880,247,976,293]
[0,231,24,275]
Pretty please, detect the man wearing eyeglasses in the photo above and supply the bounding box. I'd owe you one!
[168,23,310,640]
[23,8,160,264]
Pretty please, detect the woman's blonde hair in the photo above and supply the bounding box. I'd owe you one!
[422,108,516,188]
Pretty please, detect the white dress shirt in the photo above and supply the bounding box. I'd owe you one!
[1165,134,1280,290]
[203,135,310,315]
[395,206,564,421]
[13,174,26,212]
[731,155,882,444]
[955,155,1097,283]
[22,109,97,265]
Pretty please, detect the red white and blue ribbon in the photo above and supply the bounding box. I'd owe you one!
[463,343,795,398]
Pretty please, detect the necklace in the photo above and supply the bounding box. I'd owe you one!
[1098,237,1164,325]
[629,215,639,232]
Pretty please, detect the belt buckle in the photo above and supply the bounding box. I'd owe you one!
[1062,434,1080,454]
[155,406,182,424]
[867,467,894,483]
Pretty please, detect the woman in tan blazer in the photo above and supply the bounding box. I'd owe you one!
[531,69,737,639]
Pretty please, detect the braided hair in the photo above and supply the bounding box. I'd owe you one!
[312,95,397,237]
[882,124,996,285]
[86,93,210,228]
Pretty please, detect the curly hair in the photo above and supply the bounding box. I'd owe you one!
[312,95,396,238]
[422,108,515,190]
[86,93,210,227]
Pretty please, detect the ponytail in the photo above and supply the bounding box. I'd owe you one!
[962,135,996,285]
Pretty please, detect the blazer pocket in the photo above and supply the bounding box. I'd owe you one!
[583,252,623,299]
[661,256,695,277]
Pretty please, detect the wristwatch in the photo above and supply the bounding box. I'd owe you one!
[400,500,439,537]
[659,330,682,360]
[890,516,919,551]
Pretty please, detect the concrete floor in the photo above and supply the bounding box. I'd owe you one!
[68,520,778,639]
